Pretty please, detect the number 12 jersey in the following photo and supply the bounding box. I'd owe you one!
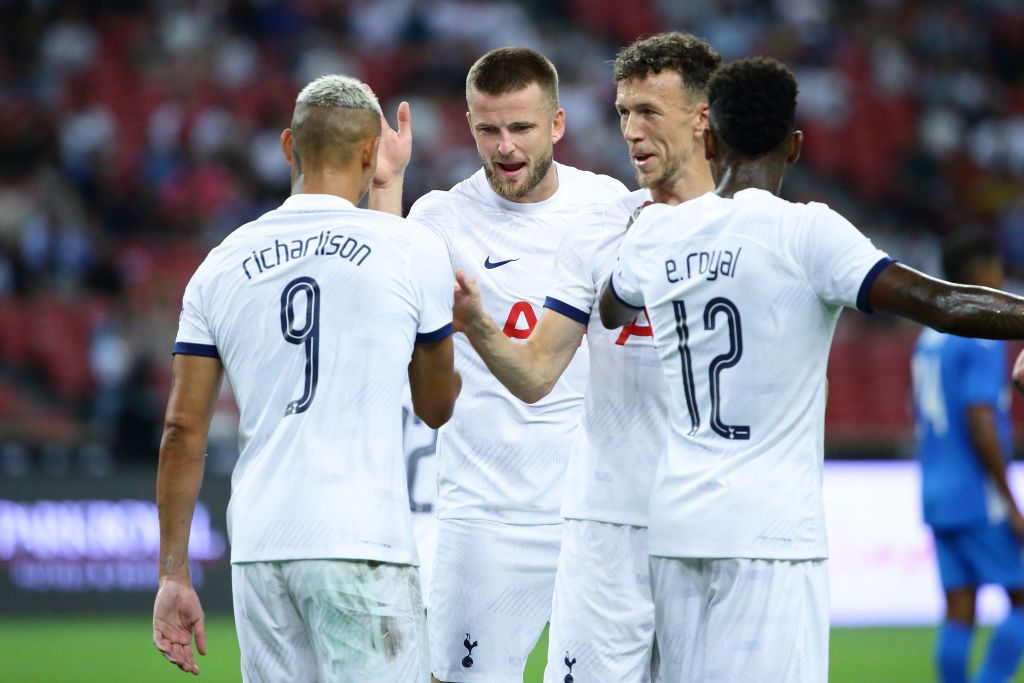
[613,188,891,560]
[174,193,454,566]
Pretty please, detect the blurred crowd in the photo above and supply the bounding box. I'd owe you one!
[1,0,1022,471]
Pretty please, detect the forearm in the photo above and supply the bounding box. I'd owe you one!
[463,313,557,403]
[156,425,207,582]
[368,179,404,216]
[871,265,1024,339]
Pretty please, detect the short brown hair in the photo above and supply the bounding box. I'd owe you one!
[466,47,559,110]
[613,32,721,98]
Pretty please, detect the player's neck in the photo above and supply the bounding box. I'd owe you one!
[713,162,785,199]
[649,160,715,205]
[291,169,367,205]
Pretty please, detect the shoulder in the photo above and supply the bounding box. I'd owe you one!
[557,163,629,197]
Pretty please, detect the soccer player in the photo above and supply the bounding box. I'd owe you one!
[450,33,720,683]
[152,75,459,681]
[600,57,1024,681]
[912,232,1024,683]
[374,47,628,683]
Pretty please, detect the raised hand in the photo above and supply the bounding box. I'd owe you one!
[153,577,207,675]
[374,100,412,189]
[454,269,484,334]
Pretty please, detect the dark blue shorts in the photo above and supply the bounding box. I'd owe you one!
[932,521,1024,591]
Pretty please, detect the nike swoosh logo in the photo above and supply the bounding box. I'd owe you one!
[484,256,520,269]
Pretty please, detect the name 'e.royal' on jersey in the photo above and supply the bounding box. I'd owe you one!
[408,163,629,525]
[174,194,454,565]
[543,188,669,527]
[613,188,891,560]
[912,329,1013,530]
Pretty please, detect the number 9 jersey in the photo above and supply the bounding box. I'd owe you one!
[173,194,454,566]
[612,188,891,561]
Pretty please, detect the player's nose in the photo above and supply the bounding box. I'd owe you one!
[496,132,516,156]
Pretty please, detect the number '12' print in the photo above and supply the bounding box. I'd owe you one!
[673,296,750,440]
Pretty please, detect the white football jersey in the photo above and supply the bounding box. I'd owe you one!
[613,188,891,559]
[408,164,629,524]
[174,194,453,565]
[544,188,668,527]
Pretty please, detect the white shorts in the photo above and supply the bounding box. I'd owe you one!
[429,518,561,683]
[545,519,657,683]
[232,559,429,683]
[650,556,829,683]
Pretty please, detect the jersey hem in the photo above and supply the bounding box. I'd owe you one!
[648,549,829,561]
[856,256,895,313]
[543,296,590,325]
[230,550,419,565]
[172,341,220,358]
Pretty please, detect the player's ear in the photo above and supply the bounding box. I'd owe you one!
[694,101,709,140]
[787,130,803,164]
[703,127,716,161]
[551,107,565,145]
[280,129,294,164]
[362,136,381,174]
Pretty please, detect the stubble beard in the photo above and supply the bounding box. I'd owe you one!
[637,153,685,193]
[483,149,554,202]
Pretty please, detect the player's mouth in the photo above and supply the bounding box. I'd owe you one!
[495,161,527,177]
[633,153,655,170]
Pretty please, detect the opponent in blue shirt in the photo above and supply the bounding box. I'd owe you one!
[913,231,1024,683]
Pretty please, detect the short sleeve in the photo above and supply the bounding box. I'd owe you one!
[407,191,455,263]
[960,339,1006,406]
[411,230,455,344]
[796,205,893,312]
[173,273,219,358]
[543,225,597,325]
[610,226,645,310]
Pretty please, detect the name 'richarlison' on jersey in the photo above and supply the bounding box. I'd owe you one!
[665,247,742,283]
[241,230,372,280]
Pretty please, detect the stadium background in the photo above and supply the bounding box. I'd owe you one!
[1,0,1023,680]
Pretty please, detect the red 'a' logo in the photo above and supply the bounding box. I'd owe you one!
[503,301,538,339]
[615,308,653,345]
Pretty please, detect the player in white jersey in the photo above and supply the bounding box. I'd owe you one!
[373,47,627,683]
[152,75,459,682]
[450,34,721,683]
[600,57,1024,682]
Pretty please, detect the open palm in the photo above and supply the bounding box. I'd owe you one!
[153,578,207,676]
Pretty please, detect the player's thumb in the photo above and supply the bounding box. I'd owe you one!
[398,101,412,137]
[194,615,208,656]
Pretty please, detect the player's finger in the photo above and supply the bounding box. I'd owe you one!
[454,269,477,292]
[397,101,411,138]
[194,616,207,656]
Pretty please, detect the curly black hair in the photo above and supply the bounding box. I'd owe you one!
[708,58,798,157]
[612,32,721,97]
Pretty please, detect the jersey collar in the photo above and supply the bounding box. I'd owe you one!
[279,194,356,211]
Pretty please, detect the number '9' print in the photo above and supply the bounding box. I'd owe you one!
[673,296,750,440]
[280,276,320,415]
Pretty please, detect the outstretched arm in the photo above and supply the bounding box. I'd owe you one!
[456,270,584,404]
[368,100,411,216]
[153,354,223,676]
[869,263,1024,339]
